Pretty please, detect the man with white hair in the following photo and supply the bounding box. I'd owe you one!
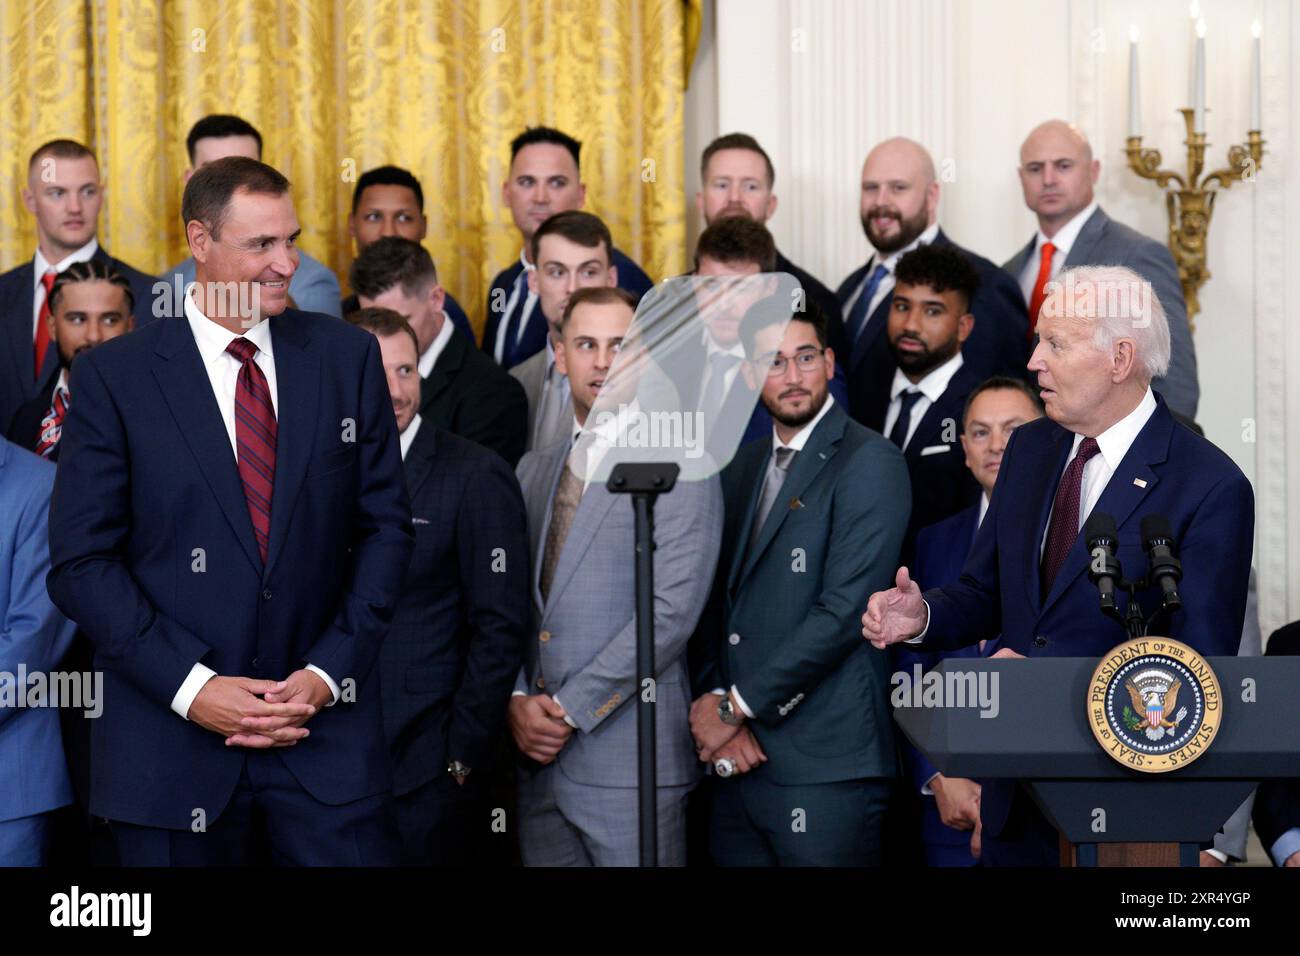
[1007,120,1200,420]
[861,265,1253,866]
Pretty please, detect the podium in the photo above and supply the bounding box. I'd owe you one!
[893,654,1300,866]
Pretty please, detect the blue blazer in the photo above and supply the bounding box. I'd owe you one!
[834,229,1029,427]
[0,439,77,824]
[481,246,654,369]
[891,503,987,853]
[0,246,157,432]
[46,308,414,829]
[919,394,1254,835]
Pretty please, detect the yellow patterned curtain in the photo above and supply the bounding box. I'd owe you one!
[0,0,687,334]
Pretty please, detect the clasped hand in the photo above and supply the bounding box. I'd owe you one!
[188,670,332,748]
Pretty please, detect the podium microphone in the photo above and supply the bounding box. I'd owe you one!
[1141,513,1183,611]
[1084,511,1122,613]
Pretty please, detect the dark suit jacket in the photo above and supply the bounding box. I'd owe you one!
[342,290,475,343]
[1252,621,1300,864]
[380,423,529,795]
[421,327,528,467]
[775,250,842,331]
[835,229,1029,426]
[0,245,157,431]
[46,307,414,828]
[884,363,983,560]
[481,246,654,369]
[693,400,910,784]
[1003,206,1199,420]
[6,379,57,459]
[920,394,1253,835]
[891,503,988,852]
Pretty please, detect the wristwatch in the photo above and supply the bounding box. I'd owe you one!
[717,694,742,727]
[447,760,471,780]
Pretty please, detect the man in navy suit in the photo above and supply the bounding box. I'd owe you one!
[47,156,414,866]
[695,133,842,330]
[7,261,136,461]
[879,245,985,558]
[348,307,529,866]
[864,264,1254,866]
[342,165,474,339]
[482,126,653,369]
[836,137,1029,426]
[0,139,155,432]
[892,377,1043,866]
[1252,621,1300,867]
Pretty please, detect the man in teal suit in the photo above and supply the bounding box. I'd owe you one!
[689,299,910,866]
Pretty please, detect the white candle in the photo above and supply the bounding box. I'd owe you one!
[1193,18,1206,134]
[1250,20,1262,130]
[1188,1,1200,104]
[1128,27,1141,138]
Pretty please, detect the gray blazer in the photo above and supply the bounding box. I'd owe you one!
[514,436,723,789]
[1004,206,1200,420]
[510,347,571,453]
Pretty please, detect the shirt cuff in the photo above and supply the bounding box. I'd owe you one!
[1204,848,1228,864]
[921,772,940,796]
[904,600,931,644]
[512,690,527,697]
[171,663,218,720]
[1269,827,1300,867]
[551,694,579,729]
[306,664,341,706]
[729,685,755,719]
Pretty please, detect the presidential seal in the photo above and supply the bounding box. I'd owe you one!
[1087,638,1222,774]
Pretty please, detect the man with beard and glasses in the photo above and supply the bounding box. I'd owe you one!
[836,138,1028,429]
[883,244,986,560]
[7,261,135,461]
[688,297,909,866]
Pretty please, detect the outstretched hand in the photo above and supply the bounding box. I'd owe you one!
[862,567,928,649]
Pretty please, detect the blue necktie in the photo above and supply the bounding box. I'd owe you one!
[888,388,922,449]
[498,270,529,366]
[847,263,890,369]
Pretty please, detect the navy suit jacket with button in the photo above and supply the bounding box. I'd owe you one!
[916,394,1253,836]
[46,307,414,829]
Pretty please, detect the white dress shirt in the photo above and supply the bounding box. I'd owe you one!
[170,290,340,720]
[881,352,964,451]
[399,413,423,461]
[1017,200,1099,305]
[722,394,837,719]
[33,238,99,334]
[843,222,941,321]
[416,315,455,379]
[911,386,1158,645]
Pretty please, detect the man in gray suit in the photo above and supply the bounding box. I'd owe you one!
[1006,120,1198,419]
[164,115,341,318]
[509,286,723,866]
[510,212,619,453]
[689,301,910,865]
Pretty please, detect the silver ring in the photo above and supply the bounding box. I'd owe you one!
[715,757,736,778]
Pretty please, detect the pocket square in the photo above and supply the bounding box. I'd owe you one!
[412,516,431,525]
[919,444,951,456]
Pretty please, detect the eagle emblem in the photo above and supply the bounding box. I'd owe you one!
[1124,669,1189,741]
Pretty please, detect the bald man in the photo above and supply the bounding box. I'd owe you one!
[1006,120,1199,420]
[835,137,1030,431]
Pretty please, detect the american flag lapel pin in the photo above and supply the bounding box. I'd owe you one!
[1133,478,1148,489]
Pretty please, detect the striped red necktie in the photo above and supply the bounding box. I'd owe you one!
[35,270,56,377]
[225,337,276,564]
[35,382,69,458]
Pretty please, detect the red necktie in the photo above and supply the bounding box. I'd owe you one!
[1040,436,1100,596]
[35,269,56,377]
[1027,241,1056,338]
[225,338,277,564]
[35,382,69,458]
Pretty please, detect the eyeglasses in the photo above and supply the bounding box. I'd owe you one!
[756,348,825,377]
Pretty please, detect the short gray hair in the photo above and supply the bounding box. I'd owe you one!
[1043,264,1171,382]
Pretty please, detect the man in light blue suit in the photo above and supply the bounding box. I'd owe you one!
[509,286,722,866]
[164,115,341,318]
[0,437,77,865]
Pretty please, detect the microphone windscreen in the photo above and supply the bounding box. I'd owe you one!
[1140,512,1173,544]
[1084,510,1118,547]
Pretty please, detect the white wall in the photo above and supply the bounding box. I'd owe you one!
[690,0,1298,635]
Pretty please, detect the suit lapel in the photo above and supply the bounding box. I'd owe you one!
[1062,207,1107,268]
[544,480,619,611]
[263,314,319,579]
[725,448,769,599]
[420,327,463,414]
[152,316,263,574]
[531,440,571,608]
[402,422,438,501]
[1008,236,1036,281]
[3,262,36,391]
[1040,401,1172,615]
[1023,425,1073,614]
[736,403,845,587]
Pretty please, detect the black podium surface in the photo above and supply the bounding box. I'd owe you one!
[893,656,1300,844]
